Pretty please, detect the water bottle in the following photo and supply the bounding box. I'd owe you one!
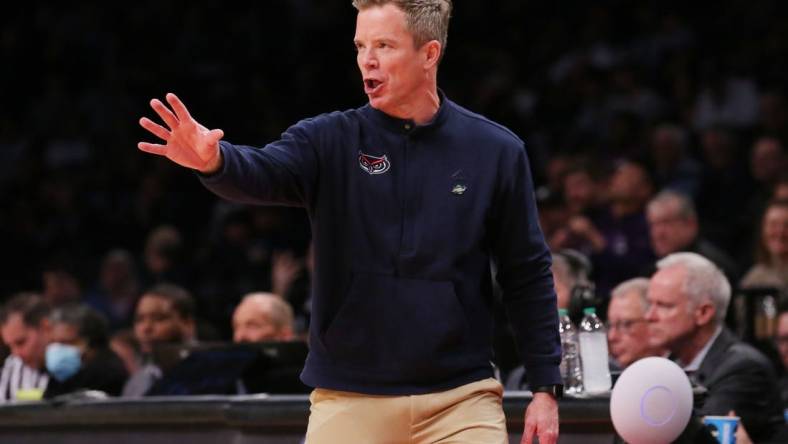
[578,307,611,394]
[558,308,583,395]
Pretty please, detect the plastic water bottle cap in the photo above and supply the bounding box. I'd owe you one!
[558,308,568,316]
[583,307,596,315]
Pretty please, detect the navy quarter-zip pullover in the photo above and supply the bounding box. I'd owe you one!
[200,93,561,395]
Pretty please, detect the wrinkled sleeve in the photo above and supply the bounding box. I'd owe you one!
[198,117,321,208]
[490,142,561,388]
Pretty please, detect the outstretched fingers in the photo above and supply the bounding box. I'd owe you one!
[166,92,192,122]
[137,141,167,156]
[139,117,171,142]
[150,98,179,130]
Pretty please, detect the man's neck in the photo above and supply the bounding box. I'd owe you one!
[676,324,718,365]
[385,83,440,125]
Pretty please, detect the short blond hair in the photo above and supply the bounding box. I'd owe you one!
[352,0,452,51]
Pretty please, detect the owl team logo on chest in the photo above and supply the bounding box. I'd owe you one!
[358,151,391,175]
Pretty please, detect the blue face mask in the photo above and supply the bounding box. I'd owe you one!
[45,343,82,382]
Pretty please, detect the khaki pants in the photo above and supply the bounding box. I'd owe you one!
[305,378,507,444]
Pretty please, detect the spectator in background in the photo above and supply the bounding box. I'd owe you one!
[646,252,782,441]
[566,160,655,303]
[141,225,188,287]
[84,249,140,331]
[196,207,270,339]
[750,137,787,199]
[606,278,664,369]
[647,123,702,199]
[549,160,606,252]
[758,91,788,142]
[122,283,196,397]
[0,293,51,402]
[561,161,603,218]
[696,126,753,257]
[745,137,788,245]
[44,304,128,398]
[551,249,595,324]
[41,265,82,307]
[232,293,311,396]
[741,199,788,291]
[646,190,739,283]
[774,174,788,202]
[232,292,295,343]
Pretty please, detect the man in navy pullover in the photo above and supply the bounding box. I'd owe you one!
[138,1,561,443]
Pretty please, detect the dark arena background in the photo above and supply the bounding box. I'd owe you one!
[0,1,787,442]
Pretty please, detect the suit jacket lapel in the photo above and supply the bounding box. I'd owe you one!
[695,328,736,386]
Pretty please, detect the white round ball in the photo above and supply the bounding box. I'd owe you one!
[609,357,693,444]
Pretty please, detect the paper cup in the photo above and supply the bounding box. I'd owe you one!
[703,415,739,444]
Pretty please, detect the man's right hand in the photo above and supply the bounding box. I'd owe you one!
[138,93,225,174]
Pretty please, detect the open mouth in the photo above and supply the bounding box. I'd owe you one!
[364,79,383,93]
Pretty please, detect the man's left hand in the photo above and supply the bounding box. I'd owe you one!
[521,392,559,444]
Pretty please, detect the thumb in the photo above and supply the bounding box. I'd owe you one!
[727,410,736,417]
[209,128,225,141]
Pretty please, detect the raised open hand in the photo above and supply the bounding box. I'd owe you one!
[138,93,225,174]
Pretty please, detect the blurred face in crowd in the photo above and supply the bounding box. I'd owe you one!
[651,128,682,169]
[133,294,192,354]
[762,204,788,260]
[1,314,50,370]
[608,162,651,207]
[750,138,785,184]
[700,129,734,170]
[50,322,87,353]
[355,3,439,119]
[563,170,597,214]
[777,312,788,370]
[607,291,656,367]
[42,270,81,306]
[644,265,709,353]
[50,321,95,363]
[775,183,788,201]
[100,252,136,292]
[233,295,293,343]
[647,199,697,257]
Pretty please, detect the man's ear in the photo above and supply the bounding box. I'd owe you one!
[423,40,442,69]
[694,301,716,326]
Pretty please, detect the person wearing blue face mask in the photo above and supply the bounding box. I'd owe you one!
[45,342,82,382]
[43,304,129,398]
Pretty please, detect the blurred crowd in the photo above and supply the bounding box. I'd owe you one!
[0,1,787,433]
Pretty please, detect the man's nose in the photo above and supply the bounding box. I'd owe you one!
[361,50,378,69]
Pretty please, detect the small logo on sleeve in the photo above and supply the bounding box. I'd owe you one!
[451,184,467,195]
[358,151,391,175]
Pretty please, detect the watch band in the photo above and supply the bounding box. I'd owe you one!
[531,384,564,399]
